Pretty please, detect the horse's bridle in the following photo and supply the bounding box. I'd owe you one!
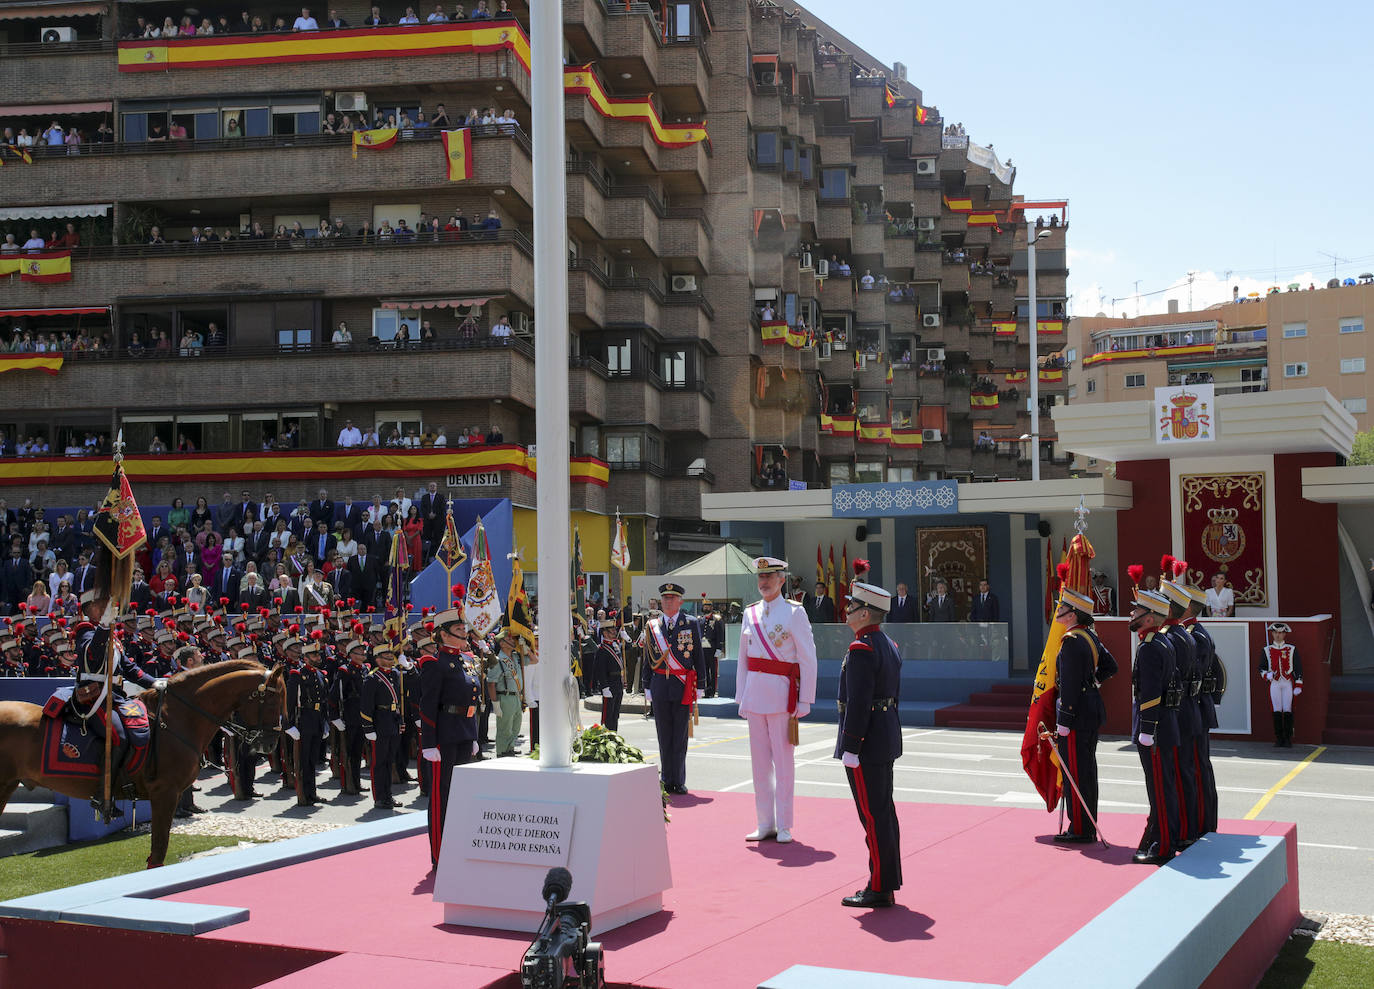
[162,669,283,752]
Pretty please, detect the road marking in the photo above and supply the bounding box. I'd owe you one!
[688,733,748,751]
[1298,842,1363,851]
[1244,745,1327,820]
[993,791,1146,809]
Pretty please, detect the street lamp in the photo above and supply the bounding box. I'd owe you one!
[1027,225,1052,482]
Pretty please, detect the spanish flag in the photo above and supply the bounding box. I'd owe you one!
[0,354,64,375]
[785,325,809,349]
[4,145,33,165]
[891,427,924,448]
[761,319,789,344]
[830,415,857,436]
[943,195,973,212]
[1039,368,1064,383]
[442,127,473,182]
[820,413,834,433]
[884,83,896,108]
[993,321,1017,337]
[970,393,999,409]
[352,127,397,159]
[19,251,72,283]
[564,64,708,148]
[1004,370,1028,384]
[0,255,19,277]
[915,105,929,124]
[857,422,892,444]
[1037,321,1065,335]
[885,362,894,385]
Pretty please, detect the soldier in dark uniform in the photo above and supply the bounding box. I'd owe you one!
[646,582,705,795]
[835,581,902,908]
[420,604,483,868]
[403,625,433,793]
[1052,587,1118,843]
[284,635,326,806]
[225,631,264,802]
[361,641,405,809]
[1,633,29,675]
[1184,583,1224,833]
[593,620,625,732]
[332,639,370,795]
[1162,580,1203,847]
[1128,585,1180,865]
[700,601,725,698]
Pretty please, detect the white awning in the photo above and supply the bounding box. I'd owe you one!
[0,3,107,21]
[0,101,112,116]
[0,203,111,221]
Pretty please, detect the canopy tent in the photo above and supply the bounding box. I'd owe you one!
[632,543,760,610]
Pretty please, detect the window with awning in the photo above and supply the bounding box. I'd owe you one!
[0,3,107,20]
[0,204,111,221]
[0,306,109,317]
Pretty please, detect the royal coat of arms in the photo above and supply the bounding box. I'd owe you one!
[1156,384,1213,444]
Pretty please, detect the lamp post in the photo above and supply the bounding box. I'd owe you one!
[1027,225,1051,482]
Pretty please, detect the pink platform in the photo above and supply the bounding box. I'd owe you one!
[146,792,1294,988]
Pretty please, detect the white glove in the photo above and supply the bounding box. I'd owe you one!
[715,650,723,660]
[1138,732,1154,747]
[285,726,301,741]
[153,678,169,691]
[1293,686,1303,696]
[602,688,612,697]
[414,719,421,728]
[1262,671,1272,682]
[470,740,480,756]
[1057,724,1071,737]
[364,732,376,741]
[793,701,810,718]
[841,751,860,769]
[332,718,346,731]
[422,747,441,762]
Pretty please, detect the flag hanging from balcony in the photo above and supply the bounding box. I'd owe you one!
[442,128,473,182]
[915,105,930,124]
[943,195,974,212]
[352,127,398,159]
[829,415,857,436]
[0,354,64,375]
[1039,368,1065,383]
[785,325,809,349]
[970,393,999,409]
[563,64,708,148]
[1037,321,1065,335]
[857,422,892,444]
[885,362,894,385]
[993,321,1017,336]
[891,427,924,448]
[1003,370,1028,383]
[761,319,788,344]
[18,251,72,284]
[884,83,896,108]
[3,145,33,165]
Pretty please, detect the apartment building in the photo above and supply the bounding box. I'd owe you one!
[0,0,1067,578]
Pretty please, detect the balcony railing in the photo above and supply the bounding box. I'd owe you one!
[24,335,536,365]
[68,228,533,261]
[0,38,115,56]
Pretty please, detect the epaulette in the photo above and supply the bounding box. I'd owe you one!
[847,640,874,652]
[1143,631,1155,643]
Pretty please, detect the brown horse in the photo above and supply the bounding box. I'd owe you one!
[0,659,286,867]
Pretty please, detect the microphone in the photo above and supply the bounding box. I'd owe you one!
[541,867,572,907]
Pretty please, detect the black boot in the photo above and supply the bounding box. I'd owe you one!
[1272,712,1284,747]
[1283,712,1295,748]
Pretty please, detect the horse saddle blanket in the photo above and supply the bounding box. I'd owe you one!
[41,688,151,779]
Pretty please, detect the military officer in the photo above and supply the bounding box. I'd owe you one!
[645,582,705,795]
[488,628,526,754]
[1,633,29,676]
[1052,587,1117,843]
[420,603,483,868]
[835,581,902,908]
[592,619,625,732]
[1183,582,1223,833]
[700,601,725,698]
[1128,584,1180,865]
[737,557,818,844]
[284,634,327,807]
[1260,622,1303,748]
[332,638,370,794]
[361,640,405,809]
[1161,579,1203,848]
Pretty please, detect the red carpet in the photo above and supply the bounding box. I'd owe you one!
[156,791,1279,988]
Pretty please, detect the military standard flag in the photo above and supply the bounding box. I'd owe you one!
[464,518,503,637]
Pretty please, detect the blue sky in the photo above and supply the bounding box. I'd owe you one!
[798,0,1374,315]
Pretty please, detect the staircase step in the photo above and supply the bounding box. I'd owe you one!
[966,691,1030,707]
[934,704,1027,728]
[1327,698,1374,714]
[988,682,1035,695]
[1323,713,1374,731]
[1322,728,1374,747]
[0,802,68,857]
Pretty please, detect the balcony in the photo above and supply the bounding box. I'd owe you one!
[990,402,1020,427]
[0,41,115,104]
[3,128,533,211]
[855,289,885,323]
[605,373,663,424]
[606,278,663,326]
[660,303,712,344]
[920,442,946,471]
[607,470,662,518]
[916,374,947,404]
[661,474,711,519]
[661,386,713,436]
[568,356,610,422]
[849,79,886,119]
[852,219,885,256]
[912,249,942,280]
[818,275,855,310]
[4,232,535,310]
[819,432,856,458]
[566,163,609,241]
[855,155,885,187]
[567,260,608,328]
[887,303,917,337]
[941,324,972,353]
[569,477,608,515]
[605,195,662,254]
[945,447,973,474]
[564,99,708,191]
[884,235,916,269]
[816,202,853,243]
[813,60,851,99]
[940,258,971,292]
[659,209,711,273]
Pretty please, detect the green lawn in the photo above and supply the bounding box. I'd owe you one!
[0,832,249,902]
[1259,937,1374,989]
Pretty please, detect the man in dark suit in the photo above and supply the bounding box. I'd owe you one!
[339,496,364,534]
[146,515,168,551]
[72,551,97,596]
[1,544,33,613]
[888,583,919,623]
[925,579,956,622]
[246,520,271,564]
[308,488,335,529]
[805,581,835,624]
[128,567,154,612]
[348,544,382,609]
[358,518,391,562]
[968,578,1000,622]
[309,521,337,565]
[214,558,241,603]
[73,509,96,555]
[238,569,271,612]
[419,481,446,552]
[50,515,77,563]
[226,491,256,534]
[274,575,302,616]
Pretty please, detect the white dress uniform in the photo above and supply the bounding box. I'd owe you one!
[737,572,818,839]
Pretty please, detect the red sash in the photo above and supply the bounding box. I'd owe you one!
[747,604,800,714]
[650,617,697,706]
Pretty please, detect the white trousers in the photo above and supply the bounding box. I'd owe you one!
[1269,677,1294,713]
[747,712,795,830]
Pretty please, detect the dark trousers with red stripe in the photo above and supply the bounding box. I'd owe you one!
[1055,727,1099,838]
[226,735,257,801]
[294,730,322,806]
[426,742,478,867]
[1137,742,1179,858]
[369,732,399,806]
[1196,733,1218,834]
[1173,732,1200,844]
[846,759,902,894]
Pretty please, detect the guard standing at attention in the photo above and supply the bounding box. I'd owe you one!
[1052,587,1117,843]
[1260,622,1303,748]
[645,582,705,795]
[361,640,405,809]
[419,597,482,868]
[592,619,625,732]
[284,635,327,807]
[835,581,902,908]
[1161,578,1203,849]
[1128,584,1180,865]
[1184,582,1224,833]
[332,638,370,795]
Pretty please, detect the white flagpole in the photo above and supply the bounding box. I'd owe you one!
[533,0,572,769]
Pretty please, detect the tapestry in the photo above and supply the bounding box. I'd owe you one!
[916,526,987,620]
[1180,471,1267,607]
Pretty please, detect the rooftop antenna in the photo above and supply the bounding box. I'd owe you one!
[1133,280,1142,317]
[1186,271,1197,311]
[1318,251,1348,283]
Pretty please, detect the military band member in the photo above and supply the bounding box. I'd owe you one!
[1053,588,1117,843]
[1128,585,1180,865]
[1184,582,1223,834]
[284,635,327,807]
[420,603,483,868]
[1161,579,1203,848]
[592,620,625,733]
[1260,623,1303,748]
[361,641,405,809]
[737,557,817,844]
[645,582,705,795]
[489,628,526,753]
[835,582,902,908]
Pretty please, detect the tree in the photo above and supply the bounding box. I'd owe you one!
[1350,428,1374,466]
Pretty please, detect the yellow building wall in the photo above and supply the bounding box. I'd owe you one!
[512,509,646,577]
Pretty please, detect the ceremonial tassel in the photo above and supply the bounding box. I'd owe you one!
[787,715,800,746]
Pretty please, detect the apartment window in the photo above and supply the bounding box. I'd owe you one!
[1340,318,1364,334]
[277,328,312,350]
[1283,362,1308,378]
[1086,379,1097,393]
[1282,322,1307,339]
[371,308,420,344]
[658,348,688,387]
[1343,398,1368,414]
[1124,373,1145,388]
[1065,348,1077,363]
[754,131,779,166]
[1067,385,1078,399]
[798,147,814,181]
[828,462,852,485]
[1340,357,1365,374]
[855,461,884,483]
[819,167,849,201]
[782,141,797,173]
[664,1,694,41]
[605,434,641,463]
[602,335,632,375]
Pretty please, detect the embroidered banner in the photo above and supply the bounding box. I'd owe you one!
[1180,471,1267,607]
[916,525,987,620]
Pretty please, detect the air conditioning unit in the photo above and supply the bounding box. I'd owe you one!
[917,217,936,231]
[915,158,936,175]
[801,251,813,269]
[512,312,532,334]
[41,26,76,42]
[923,313,941,328]
[758,70,777,85]
[926,348,945,361]
[336,92,368,112]
[816,259,830,278]
[922,428,943,442]
[670,274,698,293]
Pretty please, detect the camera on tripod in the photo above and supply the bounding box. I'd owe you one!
[520,867,606,989]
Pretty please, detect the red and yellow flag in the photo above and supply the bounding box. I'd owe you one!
[829,415,857,436]
[0,354,63,375]
[19,251,72,283]
[352,127,398,159]
[442,127,473,181]
[4,145,33,165]
[760,319,789,344]
[943,195,974,212]
[1039,368,1065,383]
[784,325,809,349]
[915,105,929,124]
[885,362,894,385]
[970,393,999,409]
[884,83,896,108]
[840,543,850,610]
[891,427,924,448]
[826,546,838,612]
[857,422,892,444]
[1003,370,1028,383]
[993,321,1017,337]
[564,64,707,148]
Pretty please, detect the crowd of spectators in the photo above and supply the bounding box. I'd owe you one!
[334,419,503,449]
[120,2,513,39]
[2,122,107,157]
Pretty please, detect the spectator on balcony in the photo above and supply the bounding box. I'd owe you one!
[451,3,466,18]
[1,234,17,255]
[273,16,289,30]
[496,0,512,15]
[198,17,216,34]
[177,433,197,453]
[860,269,876,289]
[355,219,375,243]
[178,15,197,36]
[445,212,469,239]
[376,219,394,243]
[332,321,353,349]
[472,0,492,18]
[216,14,232,33]
[365,6,387,26]
[399,6,421,24]
[287,221,307,242]
[55,223,80,249]
[480,209,503,239]
[249,14,266,31]
[22,230,44,252]
[148,436,169,454]
[293,7,319,30]
[384,427,404,448]
[462,107,480,127]
[394,322,412,348]
[337,419,363,448]
[427,4,448,21]
[394,219,416,243]
[63,129,83,155]
[432,427,448,447]
[431,104,451,128]
[234,11,251,32]
[491,315,513,341]
[178,328,204,356]
[327,9,349,27]
[498,108,519,131]
[419,320,437,345]
[316,219,333,241]
[361,426,380,447]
